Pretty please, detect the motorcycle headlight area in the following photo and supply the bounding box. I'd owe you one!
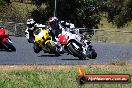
[34,29,41,35]
[37,32,45,39]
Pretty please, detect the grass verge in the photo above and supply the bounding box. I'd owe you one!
[0,65,131,88]
[90,30,132,44]
[90,17,132,44]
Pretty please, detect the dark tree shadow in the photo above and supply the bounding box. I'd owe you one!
[61,58,89,60]
[38,54,59,57]
[0,49,16,52]
[0,49,6,51]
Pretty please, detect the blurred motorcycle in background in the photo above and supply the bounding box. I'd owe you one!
[0,27,16,51]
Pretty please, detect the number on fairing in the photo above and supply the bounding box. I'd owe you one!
[72,43,79,49]
[38,32,44,39]
[8,39,13,43]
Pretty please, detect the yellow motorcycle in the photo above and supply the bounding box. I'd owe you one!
[33,27,60,56]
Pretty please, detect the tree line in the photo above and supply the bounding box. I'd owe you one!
[1,0,132,29]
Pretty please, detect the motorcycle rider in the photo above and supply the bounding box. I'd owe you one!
[60,20,89,43]
[33,24,46,53]
[48,17,76,39]
[49,18,91,55]
[48,17,63,41]
[25,18,36,43]
[48,17,65,52]
[60,21,75,29]
[25,18,46,53]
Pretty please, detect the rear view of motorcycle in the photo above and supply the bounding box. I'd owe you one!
[0,27,16,51]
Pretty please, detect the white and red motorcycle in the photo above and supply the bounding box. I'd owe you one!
[58,28,97,60]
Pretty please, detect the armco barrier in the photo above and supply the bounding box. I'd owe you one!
[0,22,26,37]
[1,22,132,43]
[78,28,132,43]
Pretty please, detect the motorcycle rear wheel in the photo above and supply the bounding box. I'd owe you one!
[4,39,16,51]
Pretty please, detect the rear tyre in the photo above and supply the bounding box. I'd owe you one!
[46,42,60,56]
[68,43,85,60]
[4,40,16,51]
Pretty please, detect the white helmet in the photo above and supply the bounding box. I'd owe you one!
[70,23,75,29]
[26,19,35,28]
[65,22,70,26]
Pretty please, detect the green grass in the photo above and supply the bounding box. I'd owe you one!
[90,31,132,44]
[0,65,131,88]
[83,15,132,43]
[89,17,132,44]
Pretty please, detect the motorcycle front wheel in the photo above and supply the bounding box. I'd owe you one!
[68,43,85,60]
[46,42,60,56]
[87,49,97,59]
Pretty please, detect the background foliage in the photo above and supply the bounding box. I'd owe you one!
[99,0,132,28]
[1,0,132,29]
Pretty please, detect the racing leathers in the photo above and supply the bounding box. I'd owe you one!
[47,22,64,52]
[60,21,91,55]
[25,26,35,43]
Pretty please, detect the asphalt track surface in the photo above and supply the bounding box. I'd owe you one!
[0,36,132,65]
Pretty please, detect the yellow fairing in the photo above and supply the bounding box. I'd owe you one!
[34,28,50,46]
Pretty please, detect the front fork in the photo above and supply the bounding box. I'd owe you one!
[81,40,91,55]
[82,44,92,55]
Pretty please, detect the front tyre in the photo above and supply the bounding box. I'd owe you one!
[46,42,60,56]
[4,39,16,51]
[68,43,85,60]
[87,49,97,59]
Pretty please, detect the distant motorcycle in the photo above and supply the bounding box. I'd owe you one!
[0,27,16,51]
[58,28,97,59]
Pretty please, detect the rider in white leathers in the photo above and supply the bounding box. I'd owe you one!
[32,24,47,53]
[60,20,90,55]
[49,17,90,55]
[25,18,37,43]
[25,18,47,53]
